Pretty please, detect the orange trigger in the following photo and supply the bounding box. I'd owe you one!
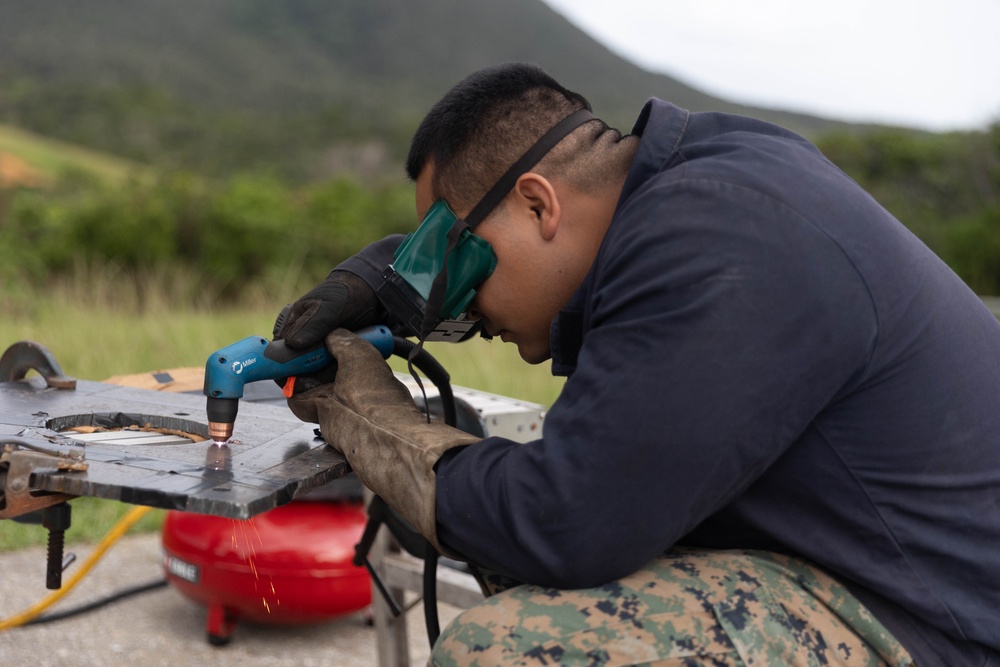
[282,376,297,398]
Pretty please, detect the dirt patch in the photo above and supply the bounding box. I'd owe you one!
[0,151,49,188]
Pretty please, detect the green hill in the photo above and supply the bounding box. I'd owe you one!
[0,0,858,181]
[0,123,142,185]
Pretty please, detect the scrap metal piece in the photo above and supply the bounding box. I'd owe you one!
[0,341,77,390]
[59,428,199,447]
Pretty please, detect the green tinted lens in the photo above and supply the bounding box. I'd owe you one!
[391,200,497,319]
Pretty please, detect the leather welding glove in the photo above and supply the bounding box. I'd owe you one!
[276,271,384,348]
[287,328,479,556]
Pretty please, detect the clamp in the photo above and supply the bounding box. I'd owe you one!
[0,437,87,519]
[1,438,88,589]
[1,341,84,588]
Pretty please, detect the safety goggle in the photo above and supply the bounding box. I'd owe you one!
[377,108,595,343]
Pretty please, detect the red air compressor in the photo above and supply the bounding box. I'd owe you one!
[161,497,371,645]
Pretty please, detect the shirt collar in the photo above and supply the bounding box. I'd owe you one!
[618,98,690,206]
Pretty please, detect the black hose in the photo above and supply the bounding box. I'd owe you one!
[422,550,441,642]
[23,579,168,626]
[391,336,457,427]
[389,335,456,647]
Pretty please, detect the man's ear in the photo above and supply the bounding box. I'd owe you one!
[514,173,560,241]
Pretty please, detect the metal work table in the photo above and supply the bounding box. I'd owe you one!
[0,376,347,520]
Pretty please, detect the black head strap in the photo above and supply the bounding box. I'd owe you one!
[464,108,595,228]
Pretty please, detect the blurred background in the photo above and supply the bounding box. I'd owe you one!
[0,0,997,381]
[0,1,998,650]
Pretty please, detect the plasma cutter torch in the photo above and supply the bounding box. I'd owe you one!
[203,325,395,443]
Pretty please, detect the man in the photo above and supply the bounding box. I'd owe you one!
[282,63,1000,665]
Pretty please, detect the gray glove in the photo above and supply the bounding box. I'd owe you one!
[287,328,478,555]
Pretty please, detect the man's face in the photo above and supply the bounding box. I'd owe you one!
[415,165,563,364]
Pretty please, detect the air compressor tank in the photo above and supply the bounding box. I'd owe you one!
[161,498,371,645]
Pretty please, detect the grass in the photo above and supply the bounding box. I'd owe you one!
[1,269,565,551]
[0,498,164,553]
[0,263,564,404]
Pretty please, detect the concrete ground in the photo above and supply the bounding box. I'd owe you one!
[0,532,461,667]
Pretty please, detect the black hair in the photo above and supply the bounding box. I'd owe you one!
[405,62,594,212]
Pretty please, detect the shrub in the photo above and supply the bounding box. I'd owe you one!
[0,169,415,306]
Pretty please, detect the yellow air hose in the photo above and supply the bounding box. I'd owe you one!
[0,504,154,631]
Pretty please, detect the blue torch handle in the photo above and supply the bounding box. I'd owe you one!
[204,325,394,400]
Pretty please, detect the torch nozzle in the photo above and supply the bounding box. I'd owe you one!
[208,421,234,444]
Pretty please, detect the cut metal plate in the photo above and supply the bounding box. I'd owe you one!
[0,377,348,519]
[0,370,546,521]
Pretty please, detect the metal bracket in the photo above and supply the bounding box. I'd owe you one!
[0,438,86,519]
[0,340,77,390]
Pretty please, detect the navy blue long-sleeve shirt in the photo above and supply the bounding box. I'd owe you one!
[341,100,1000,665]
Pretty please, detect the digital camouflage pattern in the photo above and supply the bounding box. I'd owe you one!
[432,549,914,667]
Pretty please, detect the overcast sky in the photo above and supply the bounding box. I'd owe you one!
[541,0,1000,131]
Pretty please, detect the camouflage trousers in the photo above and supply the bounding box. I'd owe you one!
[430,549,915,667]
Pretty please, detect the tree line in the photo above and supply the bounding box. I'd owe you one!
[1,123,998,307]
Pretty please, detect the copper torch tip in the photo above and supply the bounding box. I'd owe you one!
[208,421,234,444]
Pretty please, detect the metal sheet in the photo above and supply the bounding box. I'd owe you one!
[1,369,547,521]
[0,377,349,519]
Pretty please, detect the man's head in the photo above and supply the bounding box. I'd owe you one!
[406,63,636,363]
